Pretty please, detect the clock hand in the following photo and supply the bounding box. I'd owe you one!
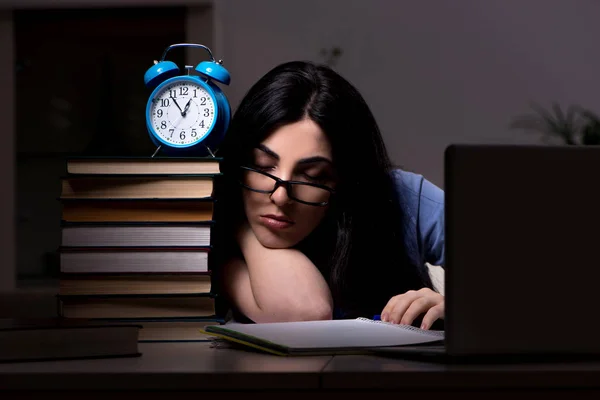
[172,97,184,115]
[171,99,194,126]
[182,98,193,116]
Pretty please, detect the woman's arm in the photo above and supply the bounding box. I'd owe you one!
[221,224,333,323]
[413,176,445,267]
[420,199,444,267]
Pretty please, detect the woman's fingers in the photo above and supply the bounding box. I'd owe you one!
[420,303,444,330]
[399,296,433,326]
[381,288,444,328]
[381,290,418,323]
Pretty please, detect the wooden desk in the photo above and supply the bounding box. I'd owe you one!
[323,354,600,397]
[0,342,330,393]
[2,342,600,398]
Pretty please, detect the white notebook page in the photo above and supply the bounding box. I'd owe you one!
[221,318,443,349]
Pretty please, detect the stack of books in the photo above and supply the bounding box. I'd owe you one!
[56,156,224,342]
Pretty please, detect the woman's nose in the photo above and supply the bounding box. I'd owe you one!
[270,185,293,206]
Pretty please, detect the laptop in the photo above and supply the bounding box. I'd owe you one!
[372,144,600,362]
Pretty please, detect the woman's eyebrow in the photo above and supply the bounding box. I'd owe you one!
[297,156,333,165]
[255,144,279,160]
[256,144,332,165]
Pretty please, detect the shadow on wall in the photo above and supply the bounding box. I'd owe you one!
[510,102,600,145]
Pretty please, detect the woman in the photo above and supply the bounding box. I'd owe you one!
[213,61,444,330]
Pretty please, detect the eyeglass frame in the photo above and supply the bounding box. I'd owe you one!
[238,165,336,206]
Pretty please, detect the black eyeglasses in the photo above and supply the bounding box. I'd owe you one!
[238,166,335,206]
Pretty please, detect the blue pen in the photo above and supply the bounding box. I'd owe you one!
[373,315,381,321]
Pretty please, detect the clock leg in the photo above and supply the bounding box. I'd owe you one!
[151,145,162,157]
[203,144,216,158]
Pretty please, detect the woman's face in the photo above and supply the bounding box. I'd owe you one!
[242,119,337,249]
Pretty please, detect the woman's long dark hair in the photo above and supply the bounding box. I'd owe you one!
[213,61,434,318]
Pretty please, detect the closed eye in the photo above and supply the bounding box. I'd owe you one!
[303,172,327,182]
[251,163,276,172]
[298,170,335,185]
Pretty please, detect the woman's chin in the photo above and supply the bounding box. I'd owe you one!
[257,235,295,249]
[261,241,291,249]
[254,226,301,249]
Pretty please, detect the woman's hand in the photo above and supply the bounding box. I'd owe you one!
[380,288,444,330]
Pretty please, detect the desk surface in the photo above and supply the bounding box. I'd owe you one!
[2,342,600,392]
[322,354,600,390]
[0,342,331,391]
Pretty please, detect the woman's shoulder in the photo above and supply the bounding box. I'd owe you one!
[390,168,444,211]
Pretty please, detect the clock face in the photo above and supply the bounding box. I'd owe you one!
[149,79,216,146]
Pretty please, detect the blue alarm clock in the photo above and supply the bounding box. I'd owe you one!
[144,43,231,156]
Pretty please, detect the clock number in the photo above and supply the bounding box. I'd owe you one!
[179,87,189,96]
[161,121,167,129]
[169,129,175,138]
[199,120,205,128]
[200,97,206,105]
[160,98,170,107]
[180,131,186,140]
[193,89,198,98]
[169,89,177,98]
[191,129,197,138]
[156,109,163,118]
[204,108,210,117]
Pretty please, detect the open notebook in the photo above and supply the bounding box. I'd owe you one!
[202,318,444,356]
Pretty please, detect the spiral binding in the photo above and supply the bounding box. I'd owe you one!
[356,317,445,338]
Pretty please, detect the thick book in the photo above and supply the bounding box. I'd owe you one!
[100,317,225,342]
[0,318,141,363]
[60,175,215,199]
[59,274,212,296]
[66,156,221,175]
[60,199,214,223]
[59,295,216,319]
[59,246,210,274]
[60,223,212,247]
[202,318,444,356]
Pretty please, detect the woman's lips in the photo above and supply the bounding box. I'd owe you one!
[260,215,295,230]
